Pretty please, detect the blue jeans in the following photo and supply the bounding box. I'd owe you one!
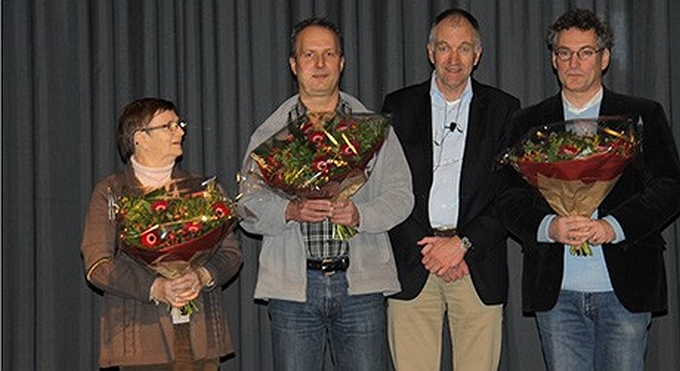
[535,290,651,371]
[268,270,388,371]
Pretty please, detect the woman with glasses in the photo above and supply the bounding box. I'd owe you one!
[80,97,242,370]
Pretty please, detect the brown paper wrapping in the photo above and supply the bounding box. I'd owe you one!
[535,173,620,217]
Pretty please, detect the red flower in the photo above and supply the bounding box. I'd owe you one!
[212,202,231,218]
[141,230,160,248]
[335,119,356,132]
[340,140,360,156]
[299,121,314,134]
[311,157,331,174]
[307,131,327,145]
[151,200,169,212]
[184,221,202,234]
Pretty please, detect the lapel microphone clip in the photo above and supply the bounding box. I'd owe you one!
[446,122,462,132]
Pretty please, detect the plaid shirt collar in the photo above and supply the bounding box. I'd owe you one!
[289,96,352,258]
[287,97,353,122]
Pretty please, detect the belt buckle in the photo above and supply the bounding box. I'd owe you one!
[320,257,348,276]
[320,258,335,272]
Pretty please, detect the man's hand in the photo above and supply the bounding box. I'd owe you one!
[441,260,470,283]
[330,199,360,227]
[419,235,467,276]
[587,219,616,245]
[285,198,332,222]
[548,215,592,246]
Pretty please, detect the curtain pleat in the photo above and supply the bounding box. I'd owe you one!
[3,0,679,370]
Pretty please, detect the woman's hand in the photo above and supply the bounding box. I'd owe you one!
[151,270,202,308]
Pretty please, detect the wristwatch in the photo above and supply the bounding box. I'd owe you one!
[460,236,473,251]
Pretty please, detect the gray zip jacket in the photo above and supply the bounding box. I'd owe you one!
[239,92,414,302]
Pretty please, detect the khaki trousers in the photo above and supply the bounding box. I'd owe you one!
[388,274,502,371]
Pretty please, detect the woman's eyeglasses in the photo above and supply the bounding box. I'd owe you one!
[140,121,187,133]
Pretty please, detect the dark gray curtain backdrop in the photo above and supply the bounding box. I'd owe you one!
[3,0,680,370]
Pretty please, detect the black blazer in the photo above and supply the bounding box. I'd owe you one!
[383,79,520,305]
[498,87,680,313]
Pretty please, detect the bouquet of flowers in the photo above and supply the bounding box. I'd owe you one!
[110,176,237,314]
[498,116,638,255]
[247,111,390,239]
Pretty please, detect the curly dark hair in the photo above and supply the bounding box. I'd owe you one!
[545,8,614,51]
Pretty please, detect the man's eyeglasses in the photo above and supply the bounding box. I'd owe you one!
[554,46,603,61]
[140,121,187,133]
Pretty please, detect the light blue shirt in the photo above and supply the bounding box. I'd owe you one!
[428,74,473,229]
[537,88,626,292]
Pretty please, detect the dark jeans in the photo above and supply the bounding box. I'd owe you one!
[268,270,388,371]
[535,290,651,371]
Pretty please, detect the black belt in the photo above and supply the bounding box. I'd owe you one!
[433,227,457,237]
[307,256,350,273]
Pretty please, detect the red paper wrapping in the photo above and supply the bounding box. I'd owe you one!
[110,176,237,311]
[498,116,639,255]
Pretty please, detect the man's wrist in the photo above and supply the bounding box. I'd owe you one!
[459,236,473,251]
